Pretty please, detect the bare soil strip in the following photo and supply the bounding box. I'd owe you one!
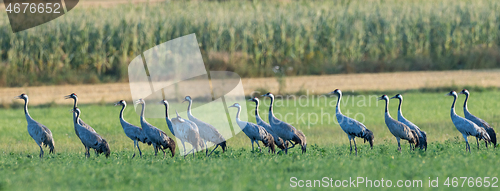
[1,70,499,105]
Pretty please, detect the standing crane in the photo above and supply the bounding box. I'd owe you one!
[161,99,204,157]
[390,94,428,151]
[16,94,55,158]
[329,89,374,155]
[228,103,276,153]
[459,89,497,148]
[261,92,307,154]
[248,97,287,153]
[72,107,110,158]
[115,100,150,158]
[136,98,176,157]
[379,95,419,152]
[65,93,99,154]
[446,91,491,152]
[183,96,227,156]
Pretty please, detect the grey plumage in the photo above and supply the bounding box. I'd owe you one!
[262,92,307,154]
[447,91,491,152]
[115,100,150,158]
[229,103,275,153]
[72,107,110,158]
[459,89,497,148]
[379,95,419,152]
[183,96,226,156]
[136,99,175,157]
[248,97,287,151]
[16,94,55,158]
[329,89,374,155]
[391,94,427,151]
[65,93,99,154]
[161,99,204,157]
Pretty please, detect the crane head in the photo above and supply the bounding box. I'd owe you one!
[378,95,389,101]
[15,93,28,100]
[135,98,145,105]
[328,89,341,96]
[64,93,78,100]
[458,89,469,95]
[228,103,240,109]
[159,99,168,106]
[390,94,402,100]
[114,100,126,106]
[182,96,192,103]
[248,97,259,103]
[261,92,274,98]
[446,91,457,97]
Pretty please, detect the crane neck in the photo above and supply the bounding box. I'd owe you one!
[463,93,469,111]
[254,101,260,118]
[335,93,342,115]
[72,98,78,109]
[164,104,169,119]
[397,98,402,111]
[23,98,33,121]
[450,95,457,116]
[383,99,389,114]
[187,100,193,116]
[119,104,126,120]
[235,106,241,120]
[268,96,275,117]
[74,110,81,125]
[140,102,146,122]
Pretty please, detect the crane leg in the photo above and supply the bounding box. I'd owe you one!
[204,141,208,156]
[476,137,480,150]
[137,140,142,157]
[86,147,91,158]
[39,145,44,158]
[132,140,137,159]
[353,138,358,156]
[397,138,401,152]
[256,141,261,152]
[161,148,166,158]
[349,138,353,154]
[182,142,187,156]
[251,140,254,151]
[154,145,158,156]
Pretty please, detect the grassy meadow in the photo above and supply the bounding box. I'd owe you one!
[0,90,499,190]
[1,0,500,86]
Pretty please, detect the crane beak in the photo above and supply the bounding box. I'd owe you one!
[113,102,121,106]
[390,95,397,99]
[458,91,464,95]
[14,95,22,99]
[377,96,384,100]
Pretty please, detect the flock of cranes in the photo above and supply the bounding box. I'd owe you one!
[14,88,497,158]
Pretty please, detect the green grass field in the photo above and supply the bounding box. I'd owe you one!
[0,90,499,190]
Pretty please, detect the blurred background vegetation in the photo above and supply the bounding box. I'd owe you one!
[0,0,499,87]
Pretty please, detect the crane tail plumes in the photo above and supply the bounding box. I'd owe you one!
[419,131,428,150]
[160,134,176,157]
[363,129,374,149]
[276,137,287,150]
[263,134,276,153]
[410,130,419,148]
[97,139,111,158]
[486,128,497,147]
[292,130,307,153]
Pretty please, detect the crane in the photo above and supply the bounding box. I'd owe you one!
[115,100,150,158]
[379,95,419,152]
[16,94,55,158]
[248,97,287,153]
[261,92,307,154]
[329,89,374,155]
[72,107,110,158]
[183,96,226,156]
[446,91,490,152]
[161,99,204,157]
[459,89,497,148]
[65,93,99,154]
[390,94,427,151]
[136,98,176,157]
[228,103,275,153]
